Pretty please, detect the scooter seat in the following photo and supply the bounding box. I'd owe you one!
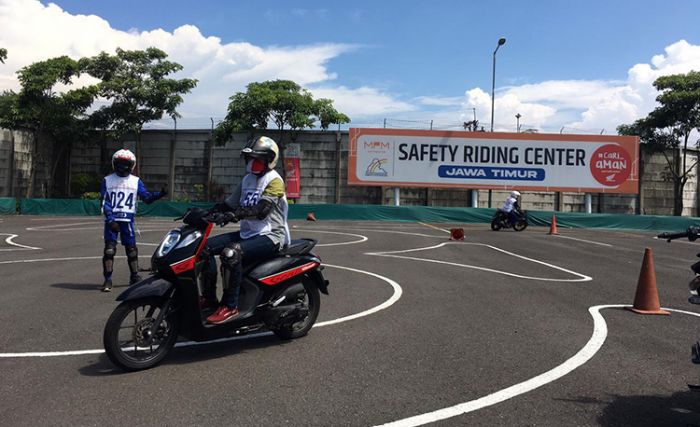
[279,239,317,256]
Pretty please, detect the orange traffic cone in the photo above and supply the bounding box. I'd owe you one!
[548,215,559,235]
[306,212,316,221]
[626,247,669,315]
[450,228,465,241]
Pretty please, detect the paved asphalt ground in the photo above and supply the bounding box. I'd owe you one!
[1,214,700,426]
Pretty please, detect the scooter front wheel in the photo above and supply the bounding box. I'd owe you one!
[490,219,502,231]
[513,219,528,232]
[103,297,178,371]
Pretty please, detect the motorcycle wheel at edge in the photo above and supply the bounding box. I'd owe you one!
[103,297,178,371]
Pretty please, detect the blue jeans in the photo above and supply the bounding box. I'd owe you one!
[202,232,278,308]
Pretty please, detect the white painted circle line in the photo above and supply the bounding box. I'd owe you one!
[373,304,700,427]
[310,226,446,239]
[293,229,369,247]
[552,234,613,247]
[0,233,41,250]
[0,264,402,358]
[368,242,592,282]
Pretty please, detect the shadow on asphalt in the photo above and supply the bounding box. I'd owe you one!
[51,282,128,291]
[562,390,700,426]
[78,334,289,376]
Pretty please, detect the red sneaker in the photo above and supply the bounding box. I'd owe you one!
[198,296,218,311]
[206,306,240,324]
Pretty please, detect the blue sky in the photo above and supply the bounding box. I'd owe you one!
[1,0,700,132]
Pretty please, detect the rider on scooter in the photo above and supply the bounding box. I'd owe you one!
[500,190,521,226]
[202,136,291,325]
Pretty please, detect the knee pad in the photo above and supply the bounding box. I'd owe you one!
[125,245,138,260]
[220,242,243,268]
[103,242,117,259]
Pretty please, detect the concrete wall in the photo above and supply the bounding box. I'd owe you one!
[1,128,698,216]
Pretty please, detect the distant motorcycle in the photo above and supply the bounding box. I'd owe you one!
[491,209,528,232]
[658,226,700,391]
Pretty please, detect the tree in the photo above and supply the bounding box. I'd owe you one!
[81,47,197,173]
[0,56,97,197]
[0,48,7,64]
[618,71,700,216]
[214,79,350,176]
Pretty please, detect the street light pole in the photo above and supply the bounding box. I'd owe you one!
[515,113,521,133]
[490,37,506,132]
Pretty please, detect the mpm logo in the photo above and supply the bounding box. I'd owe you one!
[364,141,390,150]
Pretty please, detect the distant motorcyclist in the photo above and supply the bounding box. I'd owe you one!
[499,190,521,226]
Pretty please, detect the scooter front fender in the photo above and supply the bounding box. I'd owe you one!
[116,276,175,302]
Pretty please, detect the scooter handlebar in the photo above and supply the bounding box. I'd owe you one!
[658,226,700,242]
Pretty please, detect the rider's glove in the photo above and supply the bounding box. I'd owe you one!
[213,211,237,227]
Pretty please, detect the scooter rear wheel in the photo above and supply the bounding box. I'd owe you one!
[273,279,321,340]
[103,297,178,371]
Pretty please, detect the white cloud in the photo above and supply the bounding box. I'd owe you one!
[0,0,393,124]
[310,86,416,118]
[456,39,700,134]
[2,0,700,134]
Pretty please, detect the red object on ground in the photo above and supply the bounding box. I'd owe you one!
[450,228,464,241]
[626,247,670,315]
[306,212,316,221]
[548,215,559,235]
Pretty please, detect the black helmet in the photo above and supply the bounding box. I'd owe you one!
[241,136,279,169]
[112,149,136,177]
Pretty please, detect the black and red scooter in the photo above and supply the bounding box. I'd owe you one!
[103,208,329,371]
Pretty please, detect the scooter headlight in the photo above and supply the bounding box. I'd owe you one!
[175,231,202,250]
[156,230,181,257]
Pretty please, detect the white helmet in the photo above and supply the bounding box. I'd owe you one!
[510,190,521,198]
[241,136,279,170]
[112,149,136,177]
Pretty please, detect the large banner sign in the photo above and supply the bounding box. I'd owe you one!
[349,128,639,194]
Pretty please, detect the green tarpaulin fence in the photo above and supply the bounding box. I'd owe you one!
[0,198,16,215]
[11,198,700,233]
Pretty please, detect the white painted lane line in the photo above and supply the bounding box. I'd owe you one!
[309,227,446,239]
[293,229,368,247]
[0,256,151,265]
[418,222,450,234]
[369,242,592,282]
[0,234,42,250]
[374,305,700,427]
[552,234,613,247]
[0,264,402,358]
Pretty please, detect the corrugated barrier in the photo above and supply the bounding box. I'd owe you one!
[0,198,16,214]
[11,198,700,232]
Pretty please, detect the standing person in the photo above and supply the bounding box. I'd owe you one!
[201,136,291,324]
[100,149,167,292]
[500,190,521,226]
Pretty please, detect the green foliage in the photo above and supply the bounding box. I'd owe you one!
[618,71,700,215]
[214,79,349,145]
[71,173,101,196]
[81,192,101,200]
[81,47,198,140]
[0,48,7,64]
